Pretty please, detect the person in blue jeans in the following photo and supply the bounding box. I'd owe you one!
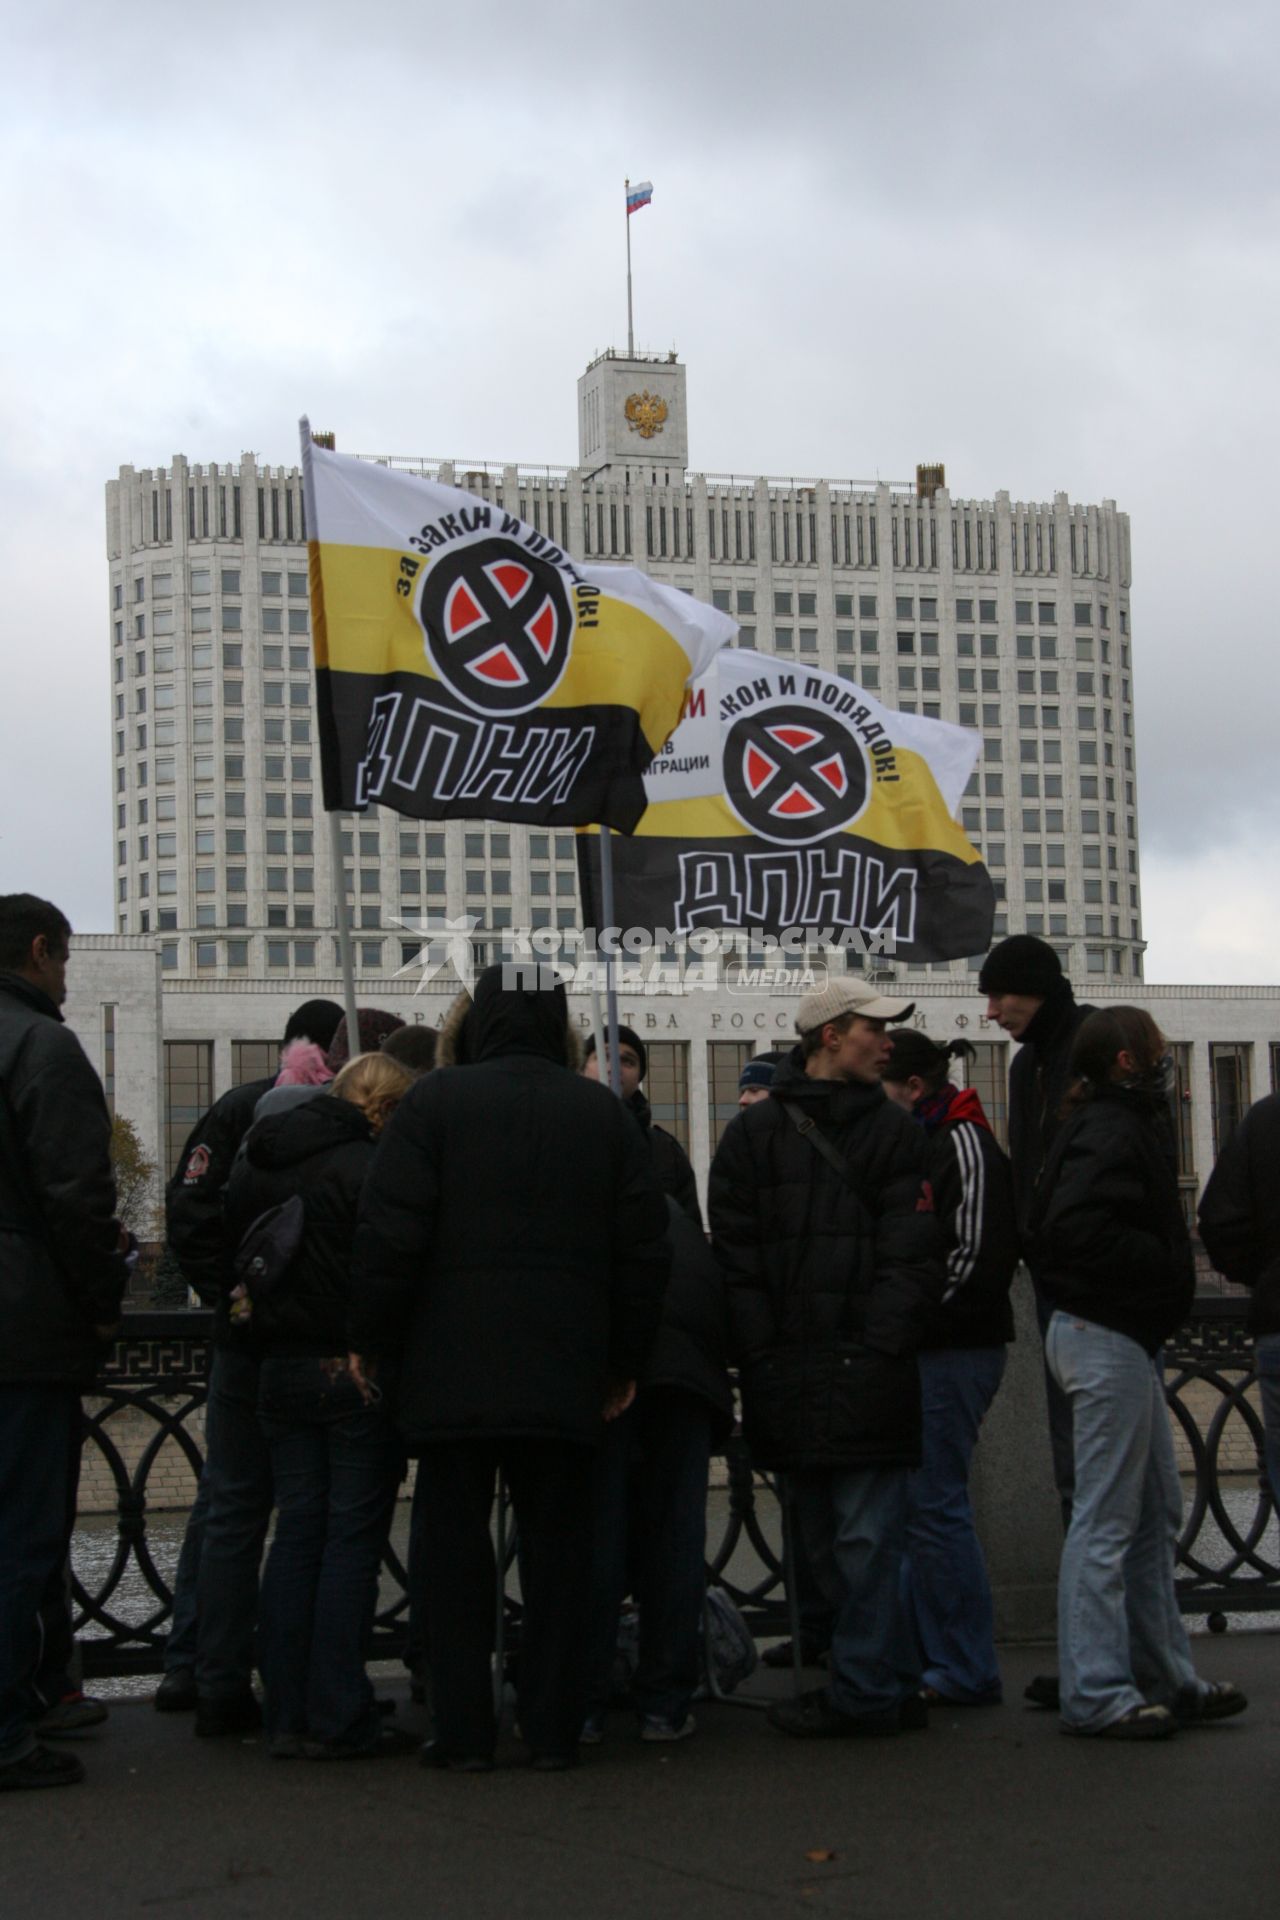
[881,1031,1019,1708]
[1198,1088,1280,1513]
[225,1049,416,1759]
[710,980,945,1740]
[1031,1006,1247,1740]
[581,1200,733,1744]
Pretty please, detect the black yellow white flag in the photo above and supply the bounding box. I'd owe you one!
[299,423,733,829]
[577,649,994,962]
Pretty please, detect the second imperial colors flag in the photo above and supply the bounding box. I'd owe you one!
[578,649,995,962]
[299,424,733,830]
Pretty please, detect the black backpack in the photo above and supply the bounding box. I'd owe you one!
[228,1195,306,1329]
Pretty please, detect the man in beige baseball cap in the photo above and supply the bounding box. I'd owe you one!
[708,972,942,1739]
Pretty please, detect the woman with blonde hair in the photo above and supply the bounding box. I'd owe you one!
[1031,1007,1245,1740]
[225,1050,415,1759]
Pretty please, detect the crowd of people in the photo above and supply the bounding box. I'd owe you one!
[0,890,1266,1791]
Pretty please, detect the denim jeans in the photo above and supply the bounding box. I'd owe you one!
[1253,1334,1280,1512]
[0,1387,81,1763]
[790,1465,918,1721]
[195,1347,273,1701]
[1045,1311,1200,1731]
[584,1391,712,1723]
[257,1357,401,1747]
[164,1468,210,1674]
[904,1346,1006,1703]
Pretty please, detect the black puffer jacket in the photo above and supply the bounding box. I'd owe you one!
[1030,1083,1195,1355]
[628,1092,702,1228]
[166,1074,275,1308]
[0,973,127,1386]
[1198,1093,1280,1338]
[642,1199,733,1443]
[1007,980,1093,1247]
[223,1095,376,1355]
[351,969,670,1450]
[708,1051,944,1472]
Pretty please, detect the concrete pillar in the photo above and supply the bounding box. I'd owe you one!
[970,1269,1063,1642]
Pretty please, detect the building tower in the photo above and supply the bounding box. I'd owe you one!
[106,357,1142,994]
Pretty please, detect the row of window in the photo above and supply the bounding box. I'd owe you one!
[117,569,309,608]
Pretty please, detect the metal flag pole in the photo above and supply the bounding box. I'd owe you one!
[327,809,360,1062]
[597,824,623,1097]
[625,178,634,357]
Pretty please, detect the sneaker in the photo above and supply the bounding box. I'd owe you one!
[639,1713,696,1743]
[1172,1681,1247,1726]
[580,1715,606,1745]
[0,1744,86,1790]
[34,1691,109,1737]
[154,1668,198,1713]
[1092,1705,1177,1742]
[761,1637,828,1670]
[194,1693,262,1738]
[767,1688,900,1739]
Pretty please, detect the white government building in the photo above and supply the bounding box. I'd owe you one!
[81,348,1275,1217]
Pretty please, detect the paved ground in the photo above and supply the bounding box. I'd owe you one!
[6,1638,1276,1920]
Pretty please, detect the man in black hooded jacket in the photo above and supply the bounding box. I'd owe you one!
[351,965,669,1771]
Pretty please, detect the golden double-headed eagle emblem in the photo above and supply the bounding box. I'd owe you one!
[624,390,668,439]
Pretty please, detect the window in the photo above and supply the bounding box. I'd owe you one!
[707,1042,754,1151]
[164,1040,212,1174]
[964,1043,1009,1148]
[288,609,309,634]
[261,571,282,596]
[1210,1044,1252,1156]
[263,607,283,634]
[1038,603,1056,624]
[646,1042,690,1152]
[288,571,308,596]
[222,605,241,632]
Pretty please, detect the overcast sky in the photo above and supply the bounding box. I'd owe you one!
[2,0,1276,981]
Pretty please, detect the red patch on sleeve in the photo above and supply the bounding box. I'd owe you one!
[915,1180,935,1214]
[183,1144,211,1185]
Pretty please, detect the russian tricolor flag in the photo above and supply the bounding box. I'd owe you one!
[626,180,653,215]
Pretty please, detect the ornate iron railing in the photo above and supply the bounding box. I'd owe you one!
[75,1301,1277,1677]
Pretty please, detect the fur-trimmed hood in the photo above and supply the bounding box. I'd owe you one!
[436,974,584,1071]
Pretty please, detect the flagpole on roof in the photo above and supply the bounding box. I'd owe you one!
[625,179,634,357]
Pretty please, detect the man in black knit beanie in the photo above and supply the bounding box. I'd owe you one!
[977,936,1092,1709]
